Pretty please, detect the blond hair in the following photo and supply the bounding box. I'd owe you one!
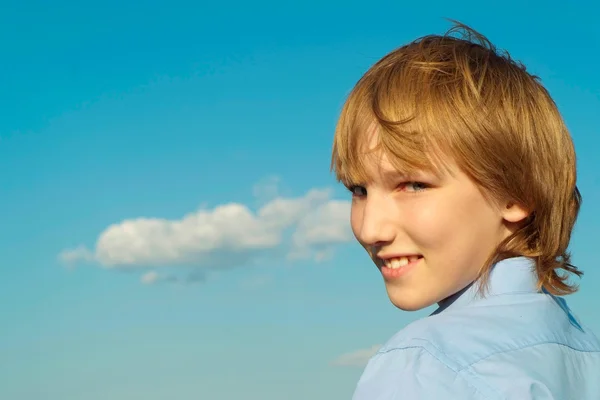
[331,21,582,295]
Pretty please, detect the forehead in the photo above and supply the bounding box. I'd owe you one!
[331,76,460,187]
[350,123,453,182]
[363,121,380,151]
[360,127,400,174]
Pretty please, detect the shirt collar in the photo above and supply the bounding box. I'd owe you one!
[432,256,539,315]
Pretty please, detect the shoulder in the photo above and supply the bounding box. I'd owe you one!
[358,292,600,399]
[354,344,498,399]
[381,292,600,366]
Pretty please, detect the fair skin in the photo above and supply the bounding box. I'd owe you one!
[348,131,529,311]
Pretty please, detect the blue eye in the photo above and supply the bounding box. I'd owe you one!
[401,182,429,192]
[348,185,367,197]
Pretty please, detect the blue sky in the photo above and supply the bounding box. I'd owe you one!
[1,1,599,399]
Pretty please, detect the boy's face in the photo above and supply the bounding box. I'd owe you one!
[349,131,526,311]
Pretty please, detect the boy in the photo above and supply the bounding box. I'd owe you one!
[331,22,600,399]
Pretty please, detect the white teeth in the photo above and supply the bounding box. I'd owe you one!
[385,256,412,269]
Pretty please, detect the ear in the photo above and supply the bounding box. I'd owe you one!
[501,202,530,224]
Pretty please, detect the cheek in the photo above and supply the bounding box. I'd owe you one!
[406,189,500,254]
[403,199,457,249]
[350,202,363,240]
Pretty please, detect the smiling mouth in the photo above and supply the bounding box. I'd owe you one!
[377,255,423,280]
[381,255,423,269]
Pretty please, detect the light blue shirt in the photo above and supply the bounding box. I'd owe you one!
[353,257,600,399]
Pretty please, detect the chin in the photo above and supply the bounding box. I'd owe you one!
[385,286,434,312]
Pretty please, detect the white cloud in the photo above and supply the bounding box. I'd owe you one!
[252,175,281,205]
[59,245,94,265]
[141,271,159,285]
[59,185,352,273]
[140,270,206,285]
[331,345,381,367]
[290,199,352,260]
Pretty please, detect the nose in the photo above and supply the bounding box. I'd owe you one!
[355,193,396,249]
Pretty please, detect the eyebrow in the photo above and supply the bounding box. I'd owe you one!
[341,169,418,188]
[379,168,419,180]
